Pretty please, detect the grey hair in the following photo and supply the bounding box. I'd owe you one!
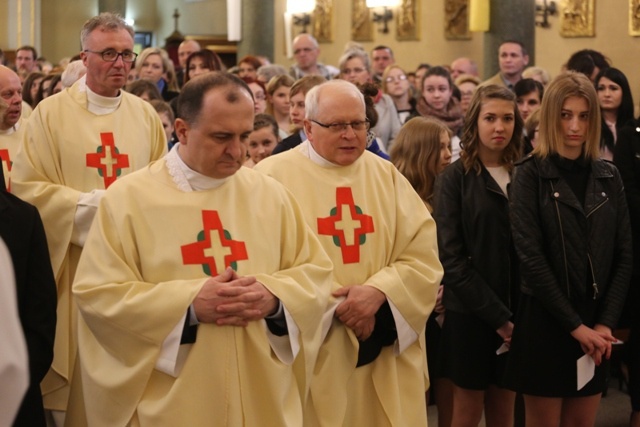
[80,13,134,49]
[338,48,370,73]
[305,80,365,120]
[60,60,87,88]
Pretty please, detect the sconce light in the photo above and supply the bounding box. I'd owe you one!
[535,0,557,28]
[287,0,315,33]
[293,13,311,33]
[367,0,400,34]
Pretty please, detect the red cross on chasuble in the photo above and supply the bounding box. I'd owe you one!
[86,132,130,189]
[181,210,248,276]
[0,149,12,191]
[317,187,374,264]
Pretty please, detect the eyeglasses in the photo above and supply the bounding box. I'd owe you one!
[385,75,408,83]
[342,68,366,75]
[311,119,370,132]
[83,49,138,63]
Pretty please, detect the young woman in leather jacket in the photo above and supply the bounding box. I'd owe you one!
[433,85,523,427]
[506,72,632,426]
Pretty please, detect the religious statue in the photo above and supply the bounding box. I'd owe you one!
[444,0,470,40]
[397,0,420,40]
[313,0,333,42]
[630,0,640,35]
[560,0,595,37]
[352,0,373,41]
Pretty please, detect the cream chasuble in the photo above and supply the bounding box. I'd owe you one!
[256,141,443,427]
[71,153,333,427]
[0,117,25,191]
[11,77,167,412]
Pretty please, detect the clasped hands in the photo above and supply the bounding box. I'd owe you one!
[333,285,386,341]
[571,324,617,366]
[193,267,278,327]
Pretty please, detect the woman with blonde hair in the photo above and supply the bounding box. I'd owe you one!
[506,71,632,426]
[434,84,523,427]
[266,74,295,139]
[382,65,417,124]
[136,47,179,101]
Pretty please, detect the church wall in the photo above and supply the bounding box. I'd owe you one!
[28,0,640,107]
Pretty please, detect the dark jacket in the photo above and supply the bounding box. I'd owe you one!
[509,155,632,333]
[614,121,640,275]
[433,159,518,330]
[0,168,57,427]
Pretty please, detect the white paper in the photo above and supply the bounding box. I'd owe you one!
[577,354,595,390]
[496,342,509,355]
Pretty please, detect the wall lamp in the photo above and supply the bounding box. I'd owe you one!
[287,0,315,34]
[367,0,400,34]
[293,13,311,33]
[535,0,557,28]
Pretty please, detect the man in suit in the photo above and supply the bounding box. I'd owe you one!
[482,40,529,91]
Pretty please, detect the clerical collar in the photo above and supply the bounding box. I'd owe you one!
[81,76,122,115]
[166,144,230,191]
[0,118,20,136]
[301,139,341,168]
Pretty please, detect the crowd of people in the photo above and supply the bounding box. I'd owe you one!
[1,11,639,427]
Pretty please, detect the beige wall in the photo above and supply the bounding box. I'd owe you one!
[274,0,640,106]
[273,0,484,76]
[155,0,227,40]
[41,1,96,62]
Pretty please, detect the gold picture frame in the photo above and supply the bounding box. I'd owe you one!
[444,0,470,40]
[630,0,640,36]
[560,0,595,37]
[397,0,420,41]
[352,0,374,42]
[312,0,334,42]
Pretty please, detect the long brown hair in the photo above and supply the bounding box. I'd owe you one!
[391,117,451,207]
[460,85,523,174]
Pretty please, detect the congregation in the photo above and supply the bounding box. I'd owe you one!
[1,9,639,427]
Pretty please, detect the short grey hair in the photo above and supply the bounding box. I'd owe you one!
[305,80,365,120]
[80,13,134,49]
[338,48,370,73]
[61,60,87,88]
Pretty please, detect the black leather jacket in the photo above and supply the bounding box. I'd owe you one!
[614,121,640,275]
[510,155,632,332]
[433,160,518,330]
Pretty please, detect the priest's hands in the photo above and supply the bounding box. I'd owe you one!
[193,267,279,327]
[333,285,386,341]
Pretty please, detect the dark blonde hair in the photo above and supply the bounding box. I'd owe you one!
[381,64,408,94]
[460,85,523,174]
[533,71,601,160]
[265,74,294,116]
[289,75,326,99]
[391,117,452,206]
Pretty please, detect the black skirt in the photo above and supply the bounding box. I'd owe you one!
[438,310,510,390]
[504,294,607,397]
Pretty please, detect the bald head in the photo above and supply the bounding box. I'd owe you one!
[293,34,320,72]
[450,57,478,80]
[178,39,201,69]
[0,66,23,130]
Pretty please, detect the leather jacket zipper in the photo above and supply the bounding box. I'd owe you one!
[586,198,608,218]
[586,195,606,298]
[587,253,599,300]
[550,182,571,298]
